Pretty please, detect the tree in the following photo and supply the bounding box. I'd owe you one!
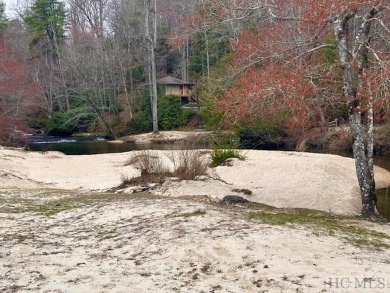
[24,0,66,60]
[328,2,389,221]
[24,0,69,114]
[0,44,41,145]
[200,0,390,221]
[64,31,125,138]
[144,0,158,133]
[0,1,7,32]
[67,0,110,40]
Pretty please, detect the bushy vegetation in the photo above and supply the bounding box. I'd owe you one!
[209,135,245,167]
[123,148,209,185]
[167,148,209,180]
[47,108,97,135]
[158,95,196,130]
[126,89,196,134]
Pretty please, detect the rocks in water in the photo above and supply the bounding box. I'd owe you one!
[221,195,248,205]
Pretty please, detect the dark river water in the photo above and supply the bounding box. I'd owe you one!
[28,136,390,220]
[29,136,140,155]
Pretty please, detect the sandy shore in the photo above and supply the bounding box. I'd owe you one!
[1,147,390,215]
[1,147,390,292]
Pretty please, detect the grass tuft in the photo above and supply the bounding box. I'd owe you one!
[232,188,253,195]
[249,210,390,250]
[169,209,206,218]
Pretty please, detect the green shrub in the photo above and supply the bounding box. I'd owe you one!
[126,111,152,134]
[210,148,245,167]
[126,89,196,133]
[47,108,97,135]
[158,95,194,130]
[210,135,245,167]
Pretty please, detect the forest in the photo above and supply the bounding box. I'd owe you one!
[0,0,389,152]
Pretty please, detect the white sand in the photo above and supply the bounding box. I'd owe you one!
[1,148,390,215]
[1,147,390,292]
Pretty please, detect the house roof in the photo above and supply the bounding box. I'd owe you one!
[157,75,194,85]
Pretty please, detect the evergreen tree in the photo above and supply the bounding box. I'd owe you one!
[24,0,66,60]
[0,1,7,31]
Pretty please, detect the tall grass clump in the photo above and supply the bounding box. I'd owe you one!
[209,135,245,167]
[124,150,169,184]
[167,139,209,180]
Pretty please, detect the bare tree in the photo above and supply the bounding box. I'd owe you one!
[144,0,158,133]
[202,0,390,221]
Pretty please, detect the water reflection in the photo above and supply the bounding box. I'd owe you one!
[30,139,139,155]
[377,188,390,221]
[28,136,204,155]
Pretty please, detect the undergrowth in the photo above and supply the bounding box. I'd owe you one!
[123,148,209,187]
[209,135,246,167]
[168,209,207,218]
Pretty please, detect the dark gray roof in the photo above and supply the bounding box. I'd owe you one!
[157,75,194,85]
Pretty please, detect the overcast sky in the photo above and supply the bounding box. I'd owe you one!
[3,0,18,17]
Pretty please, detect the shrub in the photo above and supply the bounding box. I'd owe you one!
[126,150,168,174]
[210,148,245,167]
[167,148,209,180]
[232,188,253,195]
[209,135,245,167]
[158,95,195,130]
[126,111,152,134]
[47,108,97,135]
[125,147,209,184]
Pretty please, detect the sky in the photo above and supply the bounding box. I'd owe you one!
[3,0,17,17]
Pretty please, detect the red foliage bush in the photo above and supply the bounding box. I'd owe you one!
[0,44,42,146]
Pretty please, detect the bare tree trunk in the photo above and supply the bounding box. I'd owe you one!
[144,0,158,133]
[332,11,384,221]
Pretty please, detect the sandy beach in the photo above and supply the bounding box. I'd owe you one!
[1,146,390,292]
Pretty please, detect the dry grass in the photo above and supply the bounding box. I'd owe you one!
[123,147,209,187]
[327,127,353,152]
[295,138,308,152]
[124,150,170,185]
[167,148,209,180]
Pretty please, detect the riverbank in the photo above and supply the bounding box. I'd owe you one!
[1,148,390,215]
[1,148,390,292]
[120,130,216,145]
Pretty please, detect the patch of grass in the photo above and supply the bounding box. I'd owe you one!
[209,134,246,167]
[232,188,252,195]
[169,209,206,218]
[0,189,155,216]
[249,210,390,250]
[210,149,245,167]
[32,200,76,217]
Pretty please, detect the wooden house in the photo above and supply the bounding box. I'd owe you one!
[157,75,196,106]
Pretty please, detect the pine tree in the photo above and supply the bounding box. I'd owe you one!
[24,0,66,60]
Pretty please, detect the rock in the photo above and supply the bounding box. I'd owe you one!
[220,195,248,205]
[222,158,236,166]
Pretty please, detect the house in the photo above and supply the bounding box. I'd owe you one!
[157,75,197,106]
